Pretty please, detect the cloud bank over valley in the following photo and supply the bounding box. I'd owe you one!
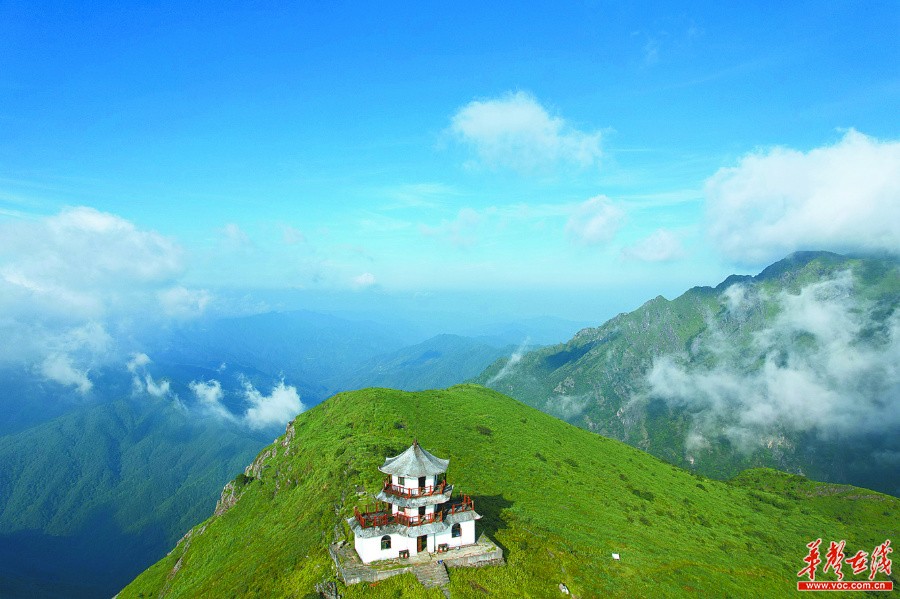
[646,270,900,454]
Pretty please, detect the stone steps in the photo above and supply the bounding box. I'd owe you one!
[414,562,450,592]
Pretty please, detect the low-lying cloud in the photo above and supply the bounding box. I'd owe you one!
[243,378,304,429]
[40,354,93,394]
[487,337,531,384]
[188,376,304,429]
[544,392,592,420]
[127,353,176,400]
[189,379,234,421]
[645,271,900,453]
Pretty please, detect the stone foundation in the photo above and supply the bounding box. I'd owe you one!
[330,533,504,587]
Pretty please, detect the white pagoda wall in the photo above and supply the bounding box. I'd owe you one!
[391,474,438,489]
[355,520,476,564]
[390,503,436,517]
[433,520,476,551]
[355,533,417,564]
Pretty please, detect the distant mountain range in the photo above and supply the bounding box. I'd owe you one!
[120,386,899,597]
[476,251,900,496]
[328,334,523,392]
[4,251,897,596]
[0,315,561,598]
[0,396,262,598]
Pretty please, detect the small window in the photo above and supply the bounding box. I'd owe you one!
[418,476,427,488]
[451,523,462,538]
[397,476,405,486]
[381,535,391,550]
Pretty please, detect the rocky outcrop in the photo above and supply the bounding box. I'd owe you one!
[214,481,241,516]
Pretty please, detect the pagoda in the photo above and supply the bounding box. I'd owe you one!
[349,440,481,564]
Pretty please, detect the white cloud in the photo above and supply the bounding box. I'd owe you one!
[158,286,212,317]
[706,130,900,264]
[545,392,592,420]
[20,322,113,392]
[126,352,152,373]
[0,206,209,394]
[189,379,235,421]
[126,352,175,399]
[144,375,171,398]
[622,229,685,262]
[243,379,304,430]
[487,337,531,385]
[39,354,92,394]
[189,377,304,428]
[565,196,625,245]
[645,272,900,452]
[449,91,602,173]
[419,207,483,248]
[0,207,184,320]
[722,284,750,313]
[352,272,377,289]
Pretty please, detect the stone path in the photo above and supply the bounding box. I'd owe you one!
[414,561,450,597]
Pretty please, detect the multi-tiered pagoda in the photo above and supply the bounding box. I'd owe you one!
[349,440,480,564]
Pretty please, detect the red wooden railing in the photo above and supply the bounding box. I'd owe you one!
[353,495,475,529]
[382,477,447,498]
[448,495,474,516]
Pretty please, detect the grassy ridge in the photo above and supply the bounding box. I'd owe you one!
[120,386,898,598]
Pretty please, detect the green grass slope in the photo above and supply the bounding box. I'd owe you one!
[120,386,897,598]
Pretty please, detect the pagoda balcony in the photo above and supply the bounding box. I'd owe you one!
[446,494,475,516]
[353,495,476,529]
[382,477,448,499]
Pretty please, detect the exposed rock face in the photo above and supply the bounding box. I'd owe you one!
[215,481,240,516]
[213,421,299,518]
[246,446,277,480]
[280,419,296,451]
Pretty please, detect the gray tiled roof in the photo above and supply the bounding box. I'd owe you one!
[349,510,481,539]
[379,441,449,476]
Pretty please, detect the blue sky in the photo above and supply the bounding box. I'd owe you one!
[1,1,898,327]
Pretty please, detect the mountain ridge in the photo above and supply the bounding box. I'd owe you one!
[120,385,897,598]
[474,251,900,496]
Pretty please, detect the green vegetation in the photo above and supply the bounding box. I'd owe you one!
[475,252,900,495]
[0,396,262,597]
[121,385,897,598]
